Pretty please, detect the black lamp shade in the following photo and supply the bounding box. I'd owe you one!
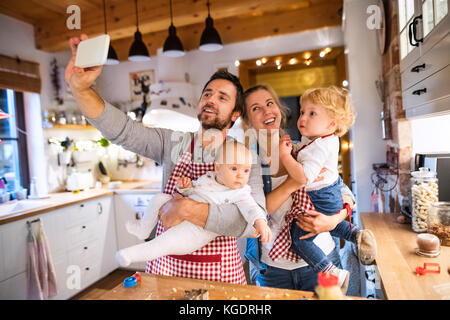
[106,44,119,65]
[163,24,185,57]
[128,30,151,61]
[199,16,223,52]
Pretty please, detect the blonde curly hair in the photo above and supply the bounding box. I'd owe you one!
[300,86,356,137]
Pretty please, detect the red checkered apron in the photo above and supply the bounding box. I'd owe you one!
[268,145,316,263]
[145,137,246,284]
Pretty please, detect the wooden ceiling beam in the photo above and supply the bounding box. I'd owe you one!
[29,0,340,52]
[109,1,342,61]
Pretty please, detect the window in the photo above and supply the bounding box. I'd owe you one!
[0,89,29,192]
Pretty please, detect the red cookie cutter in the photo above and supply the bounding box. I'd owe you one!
[415,263,440,275]
[132,272,141,282]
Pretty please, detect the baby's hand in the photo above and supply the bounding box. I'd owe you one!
[174,176,192,189]
[254,219,272,244]
[279,134,293,158]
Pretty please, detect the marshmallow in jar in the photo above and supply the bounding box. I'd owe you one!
[410,167,439,233]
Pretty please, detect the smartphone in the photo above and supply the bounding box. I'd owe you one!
[75,34,110,68]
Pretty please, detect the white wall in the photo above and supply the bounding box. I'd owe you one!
[343,0,387,212]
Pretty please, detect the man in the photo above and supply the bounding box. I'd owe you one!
[65,34,265,284]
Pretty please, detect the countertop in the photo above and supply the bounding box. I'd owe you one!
[97,273,365,300]
[360,212,450,300]
[0,180,161,225]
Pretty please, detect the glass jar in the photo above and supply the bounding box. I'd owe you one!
[427,202,450,246]
[410,167,438,232]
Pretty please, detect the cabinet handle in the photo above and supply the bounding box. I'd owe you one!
[411,63,426,73]
[84,246,88,250]
[85,267,90,271]
[412,15,423,44]
[82,225,86,229]
[408,15,423,47]
[80,204,84,208]
[97,202,103,215]
[412,88,427,95]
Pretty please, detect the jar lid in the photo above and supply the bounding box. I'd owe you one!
[411,167,437,178]
[318,272,338,287]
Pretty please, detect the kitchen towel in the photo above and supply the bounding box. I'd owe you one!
[26,219,58,300]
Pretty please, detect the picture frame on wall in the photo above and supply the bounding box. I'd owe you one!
[213,62,236,75]
[130,69,155,102]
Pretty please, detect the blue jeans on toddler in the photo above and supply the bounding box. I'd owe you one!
[290,177,360,273]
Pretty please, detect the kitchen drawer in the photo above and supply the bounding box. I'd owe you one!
[67,238,100,266]
[401,33,450,90]
[0,271,27,300]
[64,200,103,229]
[402,65,450,111]
[66,218,98,249]
[80,261,101,290]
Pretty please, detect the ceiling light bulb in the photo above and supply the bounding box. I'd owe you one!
[261,57,267,64]
[304,52,311,59]
[275,59,280,66]
[234,60,240,67]
[319,51,326,58]
[305,59,312,66]
[342,80,349,87]
[277,65,281,70]
[325,47,332,53]
[256,59,262,66]
[288,58,297,65]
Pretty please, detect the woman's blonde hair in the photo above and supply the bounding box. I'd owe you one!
[300,86,356,137]
[242,84,288,130]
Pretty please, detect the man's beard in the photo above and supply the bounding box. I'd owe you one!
[197,110,233,131]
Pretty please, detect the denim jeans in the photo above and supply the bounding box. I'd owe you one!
[290,177,359,273]
[255,247,342,291]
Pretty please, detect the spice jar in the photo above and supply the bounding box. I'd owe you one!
[410,167,438,232]
[427,202,450,246]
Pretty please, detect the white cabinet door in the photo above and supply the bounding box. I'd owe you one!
[96,196,118,277]
[0,219,28,281]
[114,193,157,271]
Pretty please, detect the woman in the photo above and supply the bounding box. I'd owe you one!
[242,84,354,291]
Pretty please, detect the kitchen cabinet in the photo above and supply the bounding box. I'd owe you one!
[0,195,118,300]
[114,192,158,271]
[399,0,449,118]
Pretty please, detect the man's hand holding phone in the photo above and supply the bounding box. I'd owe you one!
[65,34,104,95]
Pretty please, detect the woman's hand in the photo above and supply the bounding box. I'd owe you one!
[295,209,340,239]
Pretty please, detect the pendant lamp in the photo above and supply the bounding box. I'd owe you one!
[128,0,151,61]
[103,0,119,65]
[199,0,223,52]
[163,0,185,57]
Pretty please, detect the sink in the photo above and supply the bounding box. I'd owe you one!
[0,200,52,217]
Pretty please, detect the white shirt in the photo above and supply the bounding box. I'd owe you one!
[260,175,335,270]
[295,135,340,191]
[178,171,267,226]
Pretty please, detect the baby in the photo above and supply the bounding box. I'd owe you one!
[278,86,377,289]
[115,140,271,267]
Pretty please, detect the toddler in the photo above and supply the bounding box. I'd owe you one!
[115,140,271,267]
[278,86,377,290]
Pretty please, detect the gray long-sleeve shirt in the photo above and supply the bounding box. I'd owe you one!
[87,101,264,238]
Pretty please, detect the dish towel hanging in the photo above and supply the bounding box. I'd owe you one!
[26,219,58,300]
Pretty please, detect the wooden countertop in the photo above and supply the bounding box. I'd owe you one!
[98,273,364,300]
[0,180,161,225]
[360,212,450,300]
